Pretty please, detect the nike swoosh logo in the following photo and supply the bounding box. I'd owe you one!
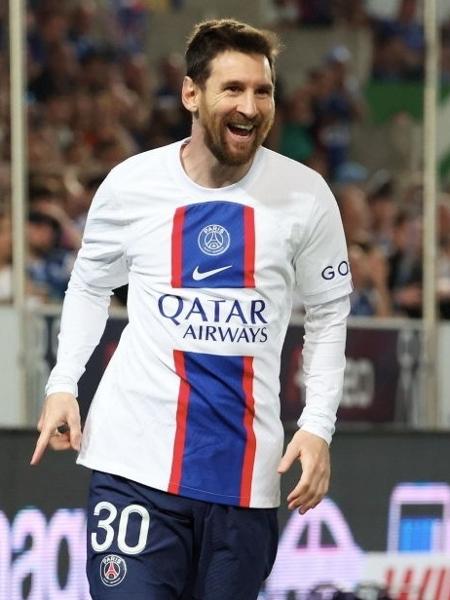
[192,265,232,281]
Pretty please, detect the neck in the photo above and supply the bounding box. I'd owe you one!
[180,127,254,188]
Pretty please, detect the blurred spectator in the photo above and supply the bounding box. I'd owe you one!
[367,170,398,255]
[334,0,369,28]
[279,87,315,163]
[27,6,71,70]
[27,123,66,172]
[28,41,79,102]
[305,149,330,179]
[349,243,392,316]
[121,52,155,103]
[334,161,368,186]
[310,46,365,176]
[68,0,105,59]
[261,0,302,29]
[66,170,106,232]
[110,0,151,54]
[371,0,424,81]
[262,0,368,29]
[337,184,372,246]
[388,211,423,317]
[0,0,449,317]
[156,52,185,101]
[154,53,190,142]
[297,0,334,26]
[27,211,74,302]
[325,45,365,120]
[29,180,82,251]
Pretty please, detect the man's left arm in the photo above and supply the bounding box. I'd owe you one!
[278,293,350,513]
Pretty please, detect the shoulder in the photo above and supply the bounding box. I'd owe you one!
[106,142,178,189]
[253,148,335,219]
[260,147,325,195]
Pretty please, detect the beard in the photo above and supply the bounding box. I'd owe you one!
[198,103,274,167]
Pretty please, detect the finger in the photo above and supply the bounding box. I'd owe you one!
[287,466,323,508]
[288,486,316,510]
[37,415,44,432]
[296,488,324,513]
[297,491,325,514]
[277,442,300,474]
[286,461,316,501]
[67,414,82,451]
[49,436,72,451]
[289,484,320,512]
[287,478,312,504]
[292,475,330,513]
[30,428,52,465]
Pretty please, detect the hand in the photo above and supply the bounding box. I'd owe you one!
[277,429,330,514]
[30,393,81,465]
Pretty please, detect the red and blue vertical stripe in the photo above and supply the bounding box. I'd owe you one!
[169,350,256,506]
[171,201,255,288]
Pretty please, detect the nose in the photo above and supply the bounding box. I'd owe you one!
[237,91,257,119]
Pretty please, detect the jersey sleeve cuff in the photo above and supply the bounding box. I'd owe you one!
[45,382,78,398]
[302,280,353,307]
[297,421,333,445]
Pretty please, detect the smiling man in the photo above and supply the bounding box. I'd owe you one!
[31,19,352,600]
[183,42,275,173]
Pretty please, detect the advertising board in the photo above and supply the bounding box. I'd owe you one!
[1,431,449,599]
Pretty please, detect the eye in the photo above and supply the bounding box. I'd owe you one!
[226,86,240,93]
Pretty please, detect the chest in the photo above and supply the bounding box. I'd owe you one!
[126,199,306,290]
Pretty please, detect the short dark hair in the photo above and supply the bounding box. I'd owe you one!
[185,19,280,87]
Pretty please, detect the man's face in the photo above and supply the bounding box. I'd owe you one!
[195,51,275,166]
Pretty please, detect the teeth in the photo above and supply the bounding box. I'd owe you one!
[231,124,253,131]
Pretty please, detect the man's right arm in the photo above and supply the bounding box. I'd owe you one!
[31,174,129,464]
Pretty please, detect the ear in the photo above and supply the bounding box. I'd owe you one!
[181,76,200,114]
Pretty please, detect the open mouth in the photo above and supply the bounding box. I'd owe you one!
[226,123,255,138]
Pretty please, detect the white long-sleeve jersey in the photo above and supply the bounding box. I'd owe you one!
[46,140,352,508]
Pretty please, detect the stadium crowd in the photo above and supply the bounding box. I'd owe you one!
[0,0,450,317]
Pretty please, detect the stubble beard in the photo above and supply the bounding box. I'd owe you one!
[201,109,273,167]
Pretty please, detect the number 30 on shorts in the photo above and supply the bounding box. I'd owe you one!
[91,501,150,555]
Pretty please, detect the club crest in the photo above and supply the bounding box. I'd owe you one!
[198,224,230,256]
[100,554,127,587]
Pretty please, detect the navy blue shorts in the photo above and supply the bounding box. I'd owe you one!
[86,471,278,600]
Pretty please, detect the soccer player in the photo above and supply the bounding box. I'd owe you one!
[31,19,352,600]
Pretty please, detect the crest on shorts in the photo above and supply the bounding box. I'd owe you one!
[198,224,231,256]
[100,554,127,587]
